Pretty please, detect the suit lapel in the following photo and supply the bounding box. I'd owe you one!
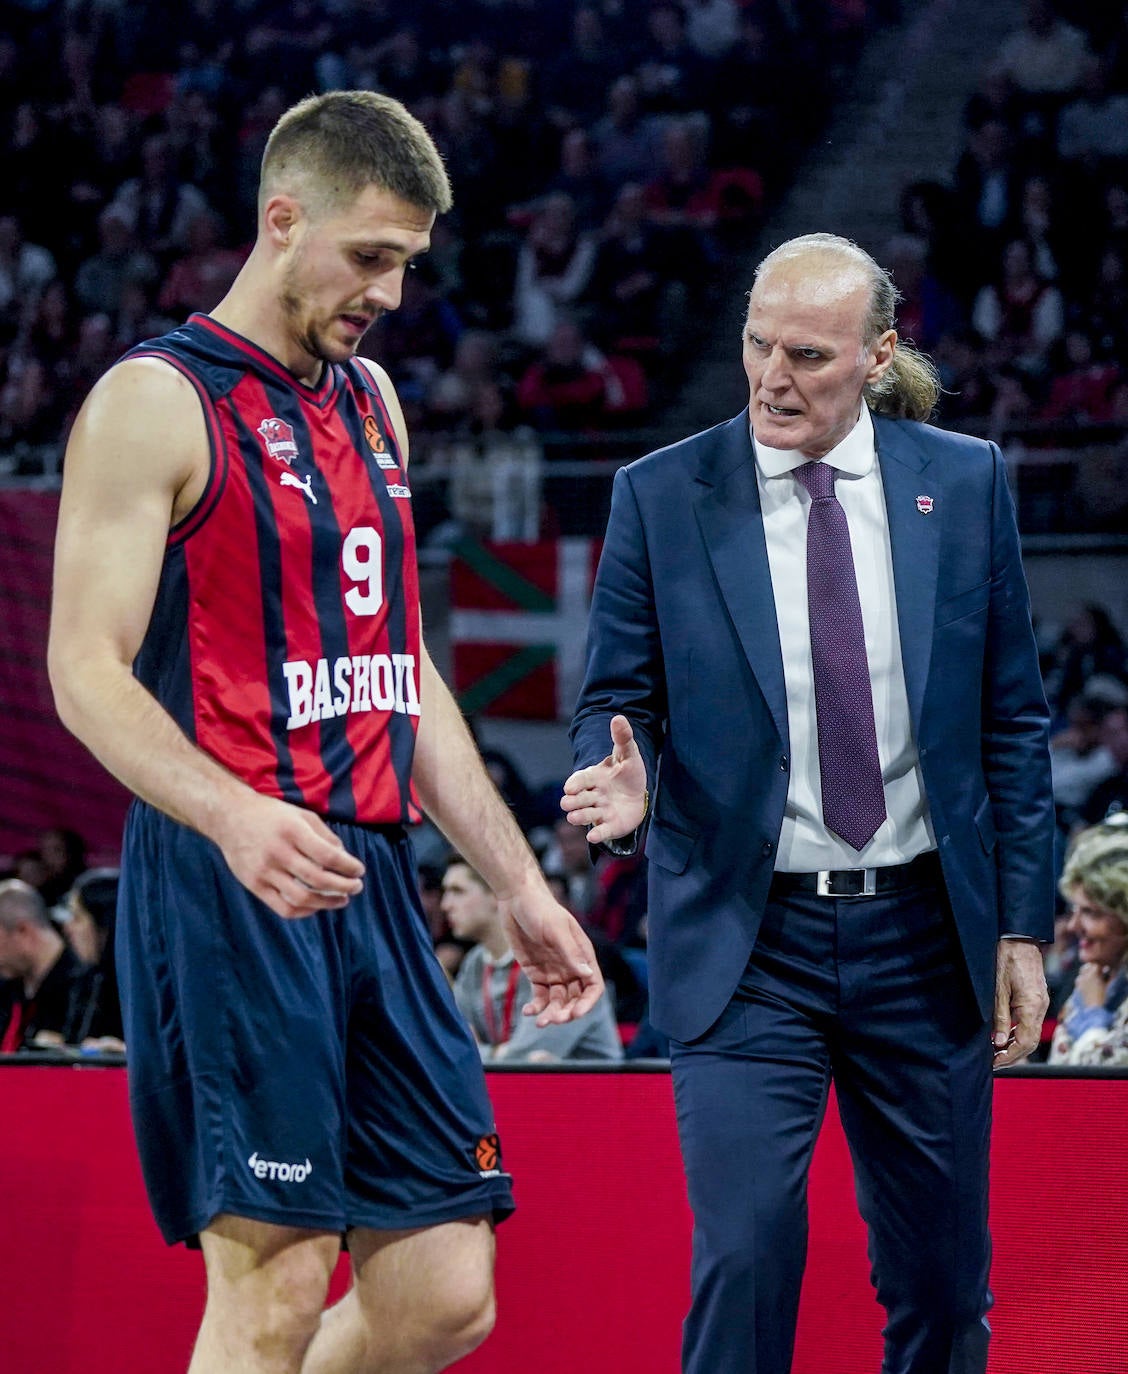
[873,415,940,733]
[694,414,789,746]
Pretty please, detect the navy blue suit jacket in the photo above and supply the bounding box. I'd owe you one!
[571,410,1056,1044]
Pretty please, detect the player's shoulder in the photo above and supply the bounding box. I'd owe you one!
[348,354,410,463]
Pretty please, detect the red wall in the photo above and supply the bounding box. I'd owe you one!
[2,1067,1126,1374]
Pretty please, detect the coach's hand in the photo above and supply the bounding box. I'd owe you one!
[217,794,365,919]
[992,939,1049,1068]
[500,878,605,1026]
[560,714,648,845]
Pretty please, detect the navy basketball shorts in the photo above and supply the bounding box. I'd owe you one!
[116,800,514,1246]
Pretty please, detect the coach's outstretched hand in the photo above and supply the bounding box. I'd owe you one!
[560,713,648,845]
[500,881,605,1025]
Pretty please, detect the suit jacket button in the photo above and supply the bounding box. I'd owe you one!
[761,841,773,856]
[779,755,788,771]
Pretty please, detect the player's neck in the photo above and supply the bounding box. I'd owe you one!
[209,263,324,388]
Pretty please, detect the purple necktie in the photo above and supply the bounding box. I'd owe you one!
[793,461,887,851]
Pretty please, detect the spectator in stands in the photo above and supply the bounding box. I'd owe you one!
[587,182,687,362]
[683,0,740,61]
[1039,329,1119,423]
[543,128,612,234]
[1049,821,1128,1063]
[1083,707,1128,825]
[0,879,91,1050]
[511,192,597,347]
[1043,602,1128,718]
[953,120,1022,263]
[538,814,600,922]
[882,233,964,353]
[962,64,1022,140]
[971,237,1064,370]
[1057,56,1128,164]
[158,209,246,319]
[642,118,731,260]
[541,4,623,133]
[61,867,124,1049]
[933,328,996,422]
[516,318,613,431]
[74,207,160,319]
[442,856,622,1062]
[591,75,666,191]
[0,213,56,325]
[1011,174,1065,285]
[632,2,710,116]
[108,132,209,260]
[1080,245,1128,364]
[425,330,516,436]
[1051,681,1126,831]
[710,14,791,177]
[995,0,1091,101]
[36,826,88,907]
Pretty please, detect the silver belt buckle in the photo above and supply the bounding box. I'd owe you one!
[816,868,878,897]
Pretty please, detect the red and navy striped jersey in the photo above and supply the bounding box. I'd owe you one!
[128,314,422,825]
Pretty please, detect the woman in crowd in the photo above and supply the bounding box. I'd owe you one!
[1049,820,1128,1065]
[62,867,124,1051]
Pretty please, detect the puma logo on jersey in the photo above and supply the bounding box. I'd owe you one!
[280,471,317,504]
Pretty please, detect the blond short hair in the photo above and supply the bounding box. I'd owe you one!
[1059,822,1128,927]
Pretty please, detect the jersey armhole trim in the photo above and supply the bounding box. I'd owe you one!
[131,349,230,545]
[349,357,407,471]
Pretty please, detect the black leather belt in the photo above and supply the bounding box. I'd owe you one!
[770,850,940,899]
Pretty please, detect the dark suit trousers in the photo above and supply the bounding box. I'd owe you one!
[669,874,993,1374]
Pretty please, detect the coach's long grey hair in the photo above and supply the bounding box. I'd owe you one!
[754,232,941,422]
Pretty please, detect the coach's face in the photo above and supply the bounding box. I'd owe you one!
[743,255,895,459]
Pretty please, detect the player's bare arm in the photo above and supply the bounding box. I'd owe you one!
[48,358,363,919]
[412,644,604,1024]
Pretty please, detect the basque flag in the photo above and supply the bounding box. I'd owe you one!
[450,537,601,719]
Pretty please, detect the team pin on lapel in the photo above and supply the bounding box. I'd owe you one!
[915,495,935,514]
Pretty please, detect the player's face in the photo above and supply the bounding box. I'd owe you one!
[743,258,895,459]
[441,864,498,944]
[1066,886,1128,970]
[279,184,434,370]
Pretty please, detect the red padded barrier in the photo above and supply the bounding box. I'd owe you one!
[2,1066,1126,1374]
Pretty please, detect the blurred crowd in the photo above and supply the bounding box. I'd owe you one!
[0,0,889,473]
[888,0,1128,461]
[5,587,1128,1067]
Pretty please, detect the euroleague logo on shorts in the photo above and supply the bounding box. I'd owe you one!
[474,1134,502,1176]
[247,1151,313,1184]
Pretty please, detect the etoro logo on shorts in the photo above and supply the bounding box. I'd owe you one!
[247,1151,313,1183]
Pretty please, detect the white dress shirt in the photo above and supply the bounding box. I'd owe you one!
[754,404,936,871]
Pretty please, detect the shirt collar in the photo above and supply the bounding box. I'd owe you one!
[751,403,875,480]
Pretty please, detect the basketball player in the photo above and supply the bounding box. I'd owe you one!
[48,91,603,1374]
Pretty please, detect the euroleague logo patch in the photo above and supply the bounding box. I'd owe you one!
[475,1133,502,1176]
[364,413,398,469]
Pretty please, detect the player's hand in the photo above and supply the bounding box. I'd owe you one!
[560,714,648,845]
[499,879,605,1026]
[992,939,1049,1069]
[216,793,365,919]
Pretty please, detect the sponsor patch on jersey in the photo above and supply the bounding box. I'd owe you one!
[386,484,411,499]
[282,652,421,729]
[258,417,299,466]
